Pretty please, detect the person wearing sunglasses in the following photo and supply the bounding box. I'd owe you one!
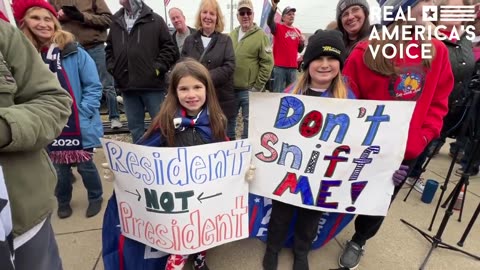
[228,0,273,140]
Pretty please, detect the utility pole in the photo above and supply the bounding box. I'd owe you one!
[228,0,237,32]
[230,0,233,32]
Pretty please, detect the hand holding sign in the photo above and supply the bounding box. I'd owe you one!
[392,165,409,186]
[101,163,114,182]
[245,164,256,182]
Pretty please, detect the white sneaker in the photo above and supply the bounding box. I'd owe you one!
[111,118,123,129]
[406,177,425,193]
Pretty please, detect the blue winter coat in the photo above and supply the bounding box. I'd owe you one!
[61,43,103,149]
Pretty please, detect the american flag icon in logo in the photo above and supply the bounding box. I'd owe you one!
[423,5,476,22]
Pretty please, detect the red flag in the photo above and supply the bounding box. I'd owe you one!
[164,0,171,6]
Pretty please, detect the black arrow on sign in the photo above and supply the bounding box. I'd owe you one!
[197,192,222,203]
[125,189,141,201]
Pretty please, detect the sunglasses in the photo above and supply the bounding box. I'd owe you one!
[239,11,252,16]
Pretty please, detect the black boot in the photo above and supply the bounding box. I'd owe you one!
[262,248,278,270]
[293,255,309,270]
[57,204,72,219]
[86,198,103,217]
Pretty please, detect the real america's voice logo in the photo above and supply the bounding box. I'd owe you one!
[368,5,477,59]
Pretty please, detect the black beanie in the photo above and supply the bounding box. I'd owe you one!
[302,30,346,71]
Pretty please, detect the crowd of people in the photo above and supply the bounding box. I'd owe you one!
[0,0,479,269]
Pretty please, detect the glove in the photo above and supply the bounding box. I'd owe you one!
[154,62,168,77]
[101,163,115,182]
[62,6,84,22]
[245,164,256,182]
[392,165,409,186]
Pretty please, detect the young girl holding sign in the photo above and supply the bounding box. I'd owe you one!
[140,58,231,270]
[262,29,409,270]
[337,0,454,268]
[263,30,355,270]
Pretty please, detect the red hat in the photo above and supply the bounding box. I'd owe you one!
[12,0,58,23]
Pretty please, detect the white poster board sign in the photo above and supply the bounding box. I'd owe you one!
[248,92,415,216]
[102,139,252,254]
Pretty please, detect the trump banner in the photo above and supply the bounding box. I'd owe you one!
[248,92,415,216]
[102,139,252,255]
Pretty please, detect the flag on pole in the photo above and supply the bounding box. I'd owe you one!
[164,0,171,7]
[260,0,281,35]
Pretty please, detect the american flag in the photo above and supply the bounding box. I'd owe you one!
[164,0,171,7]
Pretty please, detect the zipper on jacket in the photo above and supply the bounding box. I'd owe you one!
[192,128,197,144]
[122,31,125,45]
[137,29,141,44]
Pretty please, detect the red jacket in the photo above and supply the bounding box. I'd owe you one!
[344,39,454,160]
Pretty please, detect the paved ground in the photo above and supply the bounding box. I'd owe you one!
[52,139,480,270]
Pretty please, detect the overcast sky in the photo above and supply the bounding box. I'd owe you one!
[106,0,380,34]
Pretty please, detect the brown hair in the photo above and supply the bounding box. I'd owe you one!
[292,69,349,99]
[363,21,435,76]
[194,0,225,33]
[143,58,227,146]
[19,7,74,51]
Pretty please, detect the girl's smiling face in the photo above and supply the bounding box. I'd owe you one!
[177,75,207,116]
[308,56,340,89]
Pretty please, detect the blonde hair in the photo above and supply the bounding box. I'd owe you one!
[292,71,349,99]
[195,0,225,33]
[363,21,435,76]
[325,21,338,30]
[20,7,74,51]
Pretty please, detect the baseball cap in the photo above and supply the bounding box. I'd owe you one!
[237,0,253,10]
[282,6,296,16]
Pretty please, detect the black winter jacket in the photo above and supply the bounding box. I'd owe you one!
[106,4,178,92]
[181,31,236,119]
[172,26,196,55]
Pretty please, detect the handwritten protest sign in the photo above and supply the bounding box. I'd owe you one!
[101,139,252,255]
[249,92,415,216]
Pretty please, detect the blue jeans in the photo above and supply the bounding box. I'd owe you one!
[273,66,297,93]
[227,90,249,139]
[54,152,103,206]
[86,44,119,120]
[122,91,165,143]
